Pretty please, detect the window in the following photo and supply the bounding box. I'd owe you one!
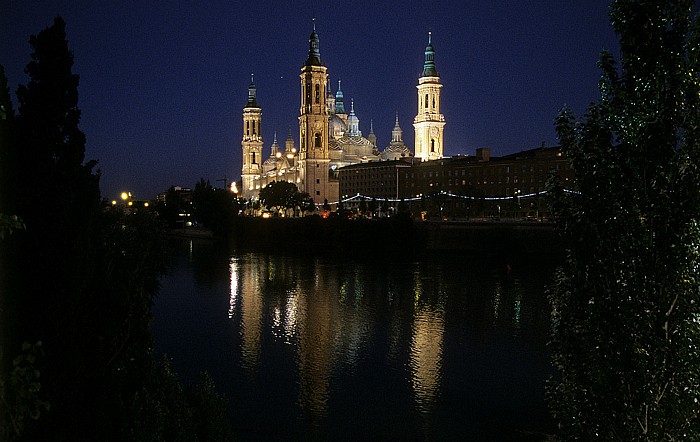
[315,84,320,104]
[314,133,321,148]
[425,94,428,109]
[252,152,256,164]
[246,121,249,136]
[316,191,320,195]
[432,96,435,108]
[431,139,435,152]
[316,179,320,184]
[252,121,256,135]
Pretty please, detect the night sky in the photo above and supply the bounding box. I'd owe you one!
[2,0,618,201]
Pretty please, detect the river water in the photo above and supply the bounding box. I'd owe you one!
[151,238,558,440]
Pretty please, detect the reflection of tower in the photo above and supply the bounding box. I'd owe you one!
[410,306,445,412]
[413,32,445,161]
[409,269,445,414]
[241,75,263,199]
[239,256,263,369]
[299,20,330,204]
[295,259,343,423]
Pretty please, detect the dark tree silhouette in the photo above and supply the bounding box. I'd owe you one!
[547,1,700,439]
[1,17,233,441]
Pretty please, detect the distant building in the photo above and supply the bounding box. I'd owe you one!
[338,145,573,219]
[338,158,417,207]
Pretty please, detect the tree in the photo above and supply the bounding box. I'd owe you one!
[192,178,238,234]
[547,1,700,439]
[259,180,298,214]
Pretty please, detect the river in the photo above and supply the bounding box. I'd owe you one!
[151,237,558,440]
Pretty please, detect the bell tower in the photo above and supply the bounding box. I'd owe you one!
[241,74,263,199]
[413,32,445,161]
[298,19,330,204]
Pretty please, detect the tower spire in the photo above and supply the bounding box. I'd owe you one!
[335,80,346,114]
[422,32,438,77]
[305,18,322,66]
[246,73,258,107]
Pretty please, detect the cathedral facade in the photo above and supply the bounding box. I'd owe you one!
[240,24,444,205]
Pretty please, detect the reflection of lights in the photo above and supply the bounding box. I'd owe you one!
[513,289,522,333]
[493,283,501,320]
[228,258,239,318]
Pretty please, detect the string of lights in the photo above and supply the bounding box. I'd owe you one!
[319,188,579,206]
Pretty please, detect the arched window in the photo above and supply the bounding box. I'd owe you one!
[315,84,320,104]
[431,139,435,152]
[252,152,257,164]
[306,82,312,106]
[314,132,322,148]
[246,121,249,136]
[252,121,256,135]
[432,96,435,108]
[425,94,429,109]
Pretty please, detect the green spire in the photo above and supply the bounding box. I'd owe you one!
[422,32,438,77]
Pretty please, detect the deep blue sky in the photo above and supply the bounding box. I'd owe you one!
[2,0,618,200]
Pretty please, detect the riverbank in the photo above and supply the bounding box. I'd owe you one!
[227,216,564,260]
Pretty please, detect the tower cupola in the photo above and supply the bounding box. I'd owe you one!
[392,112,403,143]
[422,32,438,77]
[335,80,346,114]
[347,99,361,136]
[305,18,322,66]
[246,73,258,107]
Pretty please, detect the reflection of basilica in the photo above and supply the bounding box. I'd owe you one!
[228,255,373,419]
[227,255,448,423]
[241,22,445,205]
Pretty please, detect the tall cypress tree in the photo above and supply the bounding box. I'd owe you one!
[7,16,103,439]
[548,0,700,439]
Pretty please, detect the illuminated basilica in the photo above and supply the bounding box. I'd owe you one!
[240,23,445,205]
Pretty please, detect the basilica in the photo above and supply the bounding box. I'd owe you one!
[240,23,445,205]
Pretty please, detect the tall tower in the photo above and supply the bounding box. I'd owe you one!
[413,32,445,161]
[299,19,330,204]
[241,74,263,199]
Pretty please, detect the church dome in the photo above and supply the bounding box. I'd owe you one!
[330,114,347,139]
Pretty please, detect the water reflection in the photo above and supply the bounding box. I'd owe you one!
[410,304,445,414]
[161,242,558,439]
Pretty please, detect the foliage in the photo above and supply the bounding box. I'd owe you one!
[192,178,238,234]
[547,1,700,439]
[1,17,234,440]
[259,180,309,215]
[124,357,234,442]
[0,342,50,441]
